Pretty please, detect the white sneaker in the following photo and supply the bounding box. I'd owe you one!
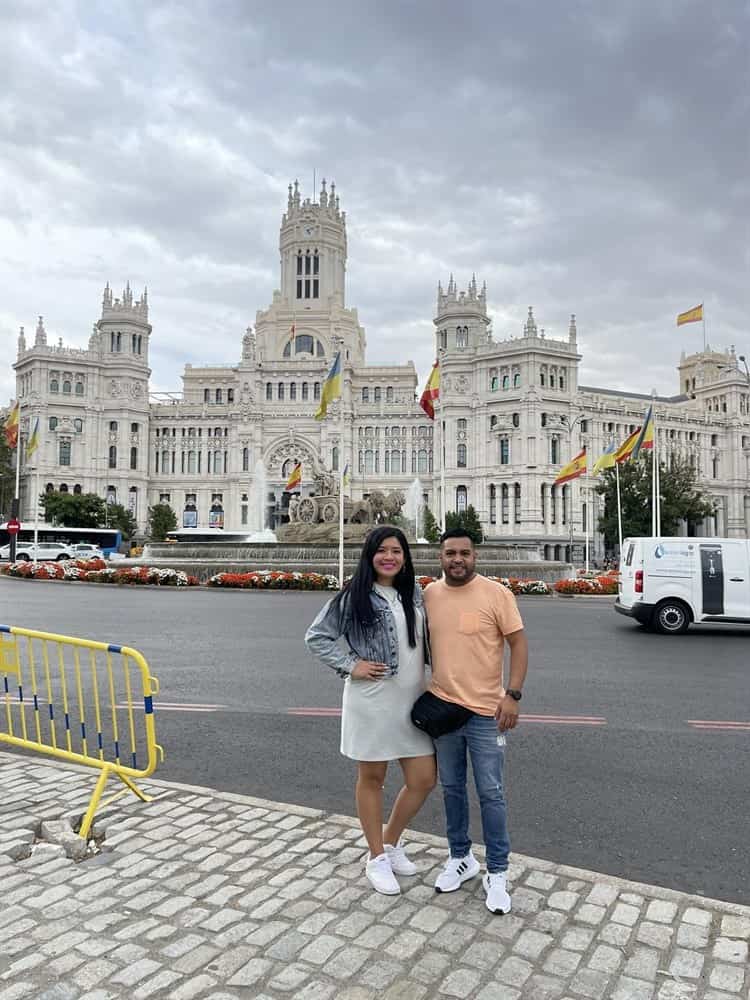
[384,841,417,876]
[365,853,401,895]
[434,852,481,893]
[483,871,511,914]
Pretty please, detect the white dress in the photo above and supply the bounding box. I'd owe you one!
[340,585,434,761]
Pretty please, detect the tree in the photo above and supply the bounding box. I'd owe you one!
[445,504,484,544]
[41,491,105,528]
[596,455,715,549]
[148,503,177,541]
[107,503,138,540]
[422,505,441,543]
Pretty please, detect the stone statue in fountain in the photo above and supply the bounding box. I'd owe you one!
[279,470,406,543]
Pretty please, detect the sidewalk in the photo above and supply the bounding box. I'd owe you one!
[0,752,747,1000]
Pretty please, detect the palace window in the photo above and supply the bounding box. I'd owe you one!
[302,382,309,401]
[278,382,285,400]
[374,387,381,403]
[50,379,59,393]
[514,483,521,523]
[75,382,84,396]
[502,375,510,390]
[108,445,117,469]
[500,438,509,464]
[501,484,509,523]
[266,382,272,400]
[489,484,496,524]
[386,386,394,402]
[130,447,138,470]
[59,440,71,467]
[362,387,369,403]
[290,382,297,400]
[314,382,321,400]
[63,381,71,394]
[74,418,83,432]
[456,485,467,513]
[457,443,467,468]
[49,416,58,431]
[513,373,521,388]
[512,412,520,428]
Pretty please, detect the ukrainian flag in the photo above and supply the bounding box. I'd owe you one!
[315,352,342,420]
[631,406,654,460]
[592,440,617,475]
[342,463,351,487]
[26,417,40,458]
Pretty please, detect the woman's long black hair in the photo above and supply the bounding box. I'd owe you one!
[332,524,418,647]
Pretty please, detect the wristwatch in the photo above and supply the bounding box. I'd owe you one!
[505,689,522,702]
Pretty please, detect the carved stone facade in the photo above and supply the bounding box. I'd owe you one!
[10,186,750,554]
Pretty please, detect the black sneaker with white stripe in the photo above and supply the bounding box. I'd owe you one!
[434,851,481,892]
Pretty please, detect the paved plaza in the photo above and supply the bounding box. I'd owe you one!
[0,752,748,1000]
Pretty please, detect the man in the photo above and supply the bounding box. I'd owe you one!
[423,528,528,914]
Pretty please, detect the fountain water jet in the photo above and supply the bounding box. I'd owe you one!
[405,478,427,543]
[248,459,277,543]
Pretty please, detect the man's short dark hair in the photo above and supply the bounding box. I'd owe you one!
[439,528,475,546]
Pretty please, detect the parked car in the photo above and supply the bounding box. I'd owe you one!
[615,535,750,634]
[69,543,104,560]
[0,541,74,562]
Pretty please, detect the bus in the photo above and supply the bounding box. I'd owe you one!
[0,523,123,558]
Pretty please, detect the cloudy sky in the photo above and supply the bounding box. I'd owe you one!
[1,0,747,404]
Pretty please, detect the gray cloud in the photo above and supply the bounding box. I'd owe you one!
[1,0,747,405]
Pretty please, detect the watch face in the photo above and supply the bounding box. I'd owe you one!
[304,225,314,236]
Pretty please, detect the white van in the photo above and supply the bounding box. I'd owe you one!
[615,536,750,634]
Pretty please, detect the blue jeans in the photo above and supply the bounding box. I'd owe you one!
[434,713,510,873]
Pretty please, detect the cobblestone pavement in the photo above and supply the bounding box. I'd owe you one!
[0,753,748,1000]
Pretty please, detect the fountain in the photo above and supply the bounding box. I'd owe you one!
[405,478,427,543]
[247,459,277,543]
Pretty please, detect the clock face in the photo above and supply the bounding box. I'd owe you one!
[304,225,314,237]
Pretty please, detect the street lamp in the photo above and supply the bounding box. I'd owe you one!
[558,412,587,564]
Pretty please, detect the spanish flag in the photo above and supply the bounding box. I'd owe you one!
[631,406,654,460]
[419,361,440,420]
[592,440,617,476]
[315,352,342,420]
[284,462,302,491]
[554,447,587,485]
[3,401,19,450]
[26,417,40,458]
[677,304,703,326]
[614,427,641,464]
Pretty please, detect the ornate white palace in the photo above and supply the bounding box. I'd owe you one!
[10,181,750,557]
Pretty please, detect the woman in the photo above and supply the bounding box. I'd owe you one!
[305,524,435,895]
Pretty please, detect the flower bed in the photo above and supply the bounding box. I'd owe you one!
[1,560,198,587]
[417,575,551,595]
[207,570,338,590]
[554,576,618,595]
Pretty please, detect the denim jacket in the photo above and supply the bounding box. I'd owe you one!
[305,584,428,678]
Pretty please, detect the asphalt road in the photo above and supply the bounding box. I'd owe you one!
[2,577,748,905]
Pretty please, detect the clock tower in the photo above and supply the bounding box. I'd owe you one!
[254,179,365,365]
[278,178,348,308]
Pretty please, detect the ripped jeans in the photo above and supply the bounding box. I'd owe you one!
[434,713,510,873]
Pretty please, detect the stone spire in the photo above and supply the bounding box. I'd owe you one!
[569,313,577,344]
[35,315,47,346]
[523,306,537,338]
[103,282,113,309]
[17,325,26,354]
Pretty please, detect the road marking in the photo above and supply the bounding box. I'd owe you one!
[115,702,227,713]
[687,719,750,732]
[287,708,607,726]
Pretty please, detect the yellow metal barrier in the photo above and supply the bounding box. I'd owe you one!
[0,624,164,839]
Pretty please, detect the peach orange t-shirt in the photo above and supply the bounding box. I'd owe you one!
[424,574,524,716]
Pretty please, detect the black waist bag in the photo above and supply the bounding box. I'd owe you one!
[411,691,473,739]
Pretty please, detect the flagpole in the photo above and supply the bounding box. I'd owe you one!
[615,460,623,557]
[655,406,661,537]
[10,403,22,564]
[702,302,706,353]
[32,462,40,566]
[584,481,590,574]
[338,350,345,590]
[438,353,446,532]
